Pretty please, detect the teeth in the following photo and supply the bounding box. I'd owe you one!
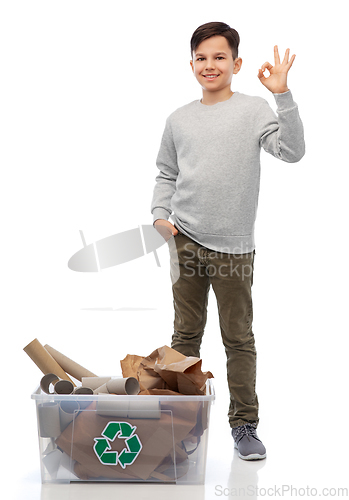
[204,75,218,78]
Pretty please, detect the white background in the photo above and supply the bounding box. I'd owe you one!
[1,1,348,499]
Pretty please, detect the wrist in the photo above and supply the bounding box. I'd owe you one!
[272,87,289,94]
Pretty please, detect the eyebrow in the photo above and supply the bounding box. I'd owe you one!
[195,51,228,57]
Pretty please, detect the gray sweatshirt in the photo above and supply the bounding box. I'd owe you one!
[151,90,305,253]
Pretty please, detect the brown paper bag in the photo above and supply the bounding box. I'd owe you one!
[121,345,213,396]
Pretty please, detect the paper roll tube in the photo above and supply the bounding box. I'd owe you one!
[59,401,80,432]
[40,373,59,394]
[108,377,140,395]
[44,344,97,382]
[73,387,93,395]
[93,382,108,394]
[54,380,74,395]
[23,338,75,385]
[127,400,161,419]
[38,403,61,438]
[81,376,111,390]
[95,377,140,395]
[96,399,129,418]
[73,387,93,409]
[95,399,161,419]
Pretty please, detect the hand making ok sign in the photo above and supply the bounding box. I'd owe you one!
[258,46,296,94]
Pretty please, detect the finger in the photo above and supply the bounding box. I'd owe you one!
[274,45,280,65]
[286,53,296,70]
[282,48,290,65]
[261,61,273,72]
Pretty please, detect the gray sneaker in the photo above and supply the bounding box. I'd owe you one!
[232,423,267,460]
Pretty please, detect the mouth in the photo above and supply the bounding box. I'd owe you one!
[203,74,219,80]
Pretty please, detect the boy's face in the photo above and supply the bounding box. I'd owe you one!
[190,35,242,94]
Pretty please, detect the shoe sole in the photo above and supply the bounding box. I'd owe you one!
[234,442,267,460]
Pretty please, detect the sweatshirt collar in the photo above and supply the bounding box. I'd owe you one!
[197,91,239,108]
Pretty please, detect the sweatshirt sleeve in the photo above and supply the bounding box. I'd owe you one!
[256,90,305,163]
[150,116,179,225]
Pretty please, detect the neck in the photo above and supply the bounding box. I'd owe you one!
[200,88,234,106]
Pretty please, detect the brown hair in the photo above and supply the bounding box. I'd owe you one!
[190,22,240,60]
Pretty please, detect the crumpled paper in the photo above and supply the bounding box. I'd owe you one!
[120,345,213,395]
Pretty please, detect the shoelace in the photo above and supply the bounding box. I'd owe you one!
[233,423,261,444]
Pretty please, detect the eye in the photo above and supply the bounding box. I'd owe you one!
[217,56,224,60]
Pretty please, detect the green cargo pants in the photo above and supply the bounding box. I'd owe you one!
[168,227,259,429]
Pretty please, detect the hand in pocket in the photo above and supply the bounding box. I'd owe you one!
[154,219,179,242]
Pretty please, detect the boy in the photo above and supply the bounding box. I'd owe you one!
[150,22,305,460]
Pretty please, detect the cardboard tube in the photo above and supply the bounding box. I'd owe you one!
[73,386,93,409]
[73,387,93,395]
[59,401,80,431]
[95,399,161,419]
[95,377,140,395]
[81,376,111,390]
[93,382,108,394]
[96,399,129,418]
[128,400,161,419]
[23,338,75,385]
[108,377,140,395]
[54,380,74,395]
[38,403,61,438]
[40,373,59,394]
[44,344,97,382]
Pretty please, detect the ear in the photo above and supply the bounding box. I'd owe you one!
[233,57,243,74]
[190,60,194,73]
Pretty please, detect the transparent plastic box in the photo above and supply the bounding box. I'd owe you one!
[31,379,215,484]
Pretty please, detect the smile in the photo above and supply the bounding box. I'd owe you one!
[203,75,219,79]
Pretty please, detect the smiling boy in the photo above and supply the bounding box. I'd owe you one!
[151,22,305,460]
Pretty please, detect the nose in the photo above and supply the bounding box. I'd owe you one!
[205,58,215,70]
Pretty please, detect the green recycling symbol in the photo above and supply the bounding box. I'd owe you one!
[93,421,142,469]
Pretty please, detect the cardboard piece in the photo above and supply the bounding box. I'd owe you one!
[44,344,97,382]
[42,449,63,477]
[23,338,75,385]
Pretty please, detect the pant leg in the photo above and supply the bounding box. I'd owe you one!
[207,249,259,428]
[168,231,211,358]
